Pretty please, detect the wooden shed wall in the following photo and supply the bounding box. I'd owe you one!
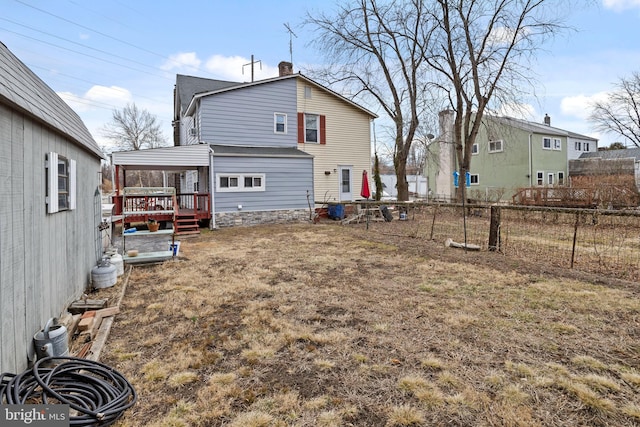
[0,104,101,374]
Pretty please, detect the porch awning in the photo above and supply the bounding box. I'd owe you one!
[110,144,211,170]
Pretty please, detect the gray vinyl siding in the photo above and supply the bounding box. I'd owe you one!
[213,156,313,212]
[0,105,101,374]
[199,79,297,147]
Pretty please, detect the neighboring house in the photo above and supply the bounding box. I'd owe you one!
[426,110,598,202]
[568,147,640,207]
[379,174,428,199]
[0,42,104,374]
[112,62,376,227]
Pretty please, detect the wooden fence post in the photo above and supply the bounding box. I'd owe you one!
[570,211,580,269]
[489,205,501,251]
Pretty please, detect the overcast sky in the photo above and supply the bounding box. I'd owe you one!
[2,0,640,150]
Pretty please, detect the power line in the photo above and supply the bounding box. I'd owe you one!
[0,17,168,76]
[14,0,167,60]
[0,26,172,79]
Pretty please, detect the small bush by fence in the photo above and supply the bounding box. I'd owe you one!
[348,202,640,282]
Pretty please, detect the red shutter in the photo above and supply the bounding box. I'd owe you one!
[320,115,326,145]
[297,112,304,143]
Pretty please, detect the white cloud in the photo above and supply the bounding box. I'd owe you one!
[602,0,640,11]
[560,92,608,120]
[160,52,202,72]
[85,85,132,104]
[57,86,132,113]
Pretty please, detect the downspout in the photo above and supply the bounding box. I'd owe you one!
[208,146,216,229]
[528,134,532,187]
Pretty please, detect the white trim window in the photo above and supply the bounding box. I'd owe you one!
[488,140,503,153]
[575,141,581,151]
[216,173,266,192]
[547,173,555,185]
[46,152,76,213]
[470,174,479,185]
[558,171,565,185]
[274,113,287,134]
[536,171,544,186]
[543,137,561,150]
[305,114,319,143]
[471,143,479,155]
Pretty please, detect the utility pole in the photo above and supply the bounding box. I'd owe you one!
[242,55,261,82]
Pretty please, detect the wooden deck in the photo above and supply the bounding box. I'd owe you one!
[112,192,210,226]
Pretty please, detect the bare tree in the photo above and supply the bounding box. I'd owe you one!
[101,103,166,152]
[305,0,436,201]
[425,0,570,200]
[589,72,640,148]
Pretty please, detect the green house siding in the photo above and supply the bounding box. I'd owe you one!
[428,113,572,202]
[470,124,567,194]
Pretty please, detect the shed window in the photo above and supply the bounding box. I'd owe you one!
[46,152,76,213]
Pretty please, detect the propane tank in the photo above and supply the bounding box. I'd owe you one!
[92,256,117,288]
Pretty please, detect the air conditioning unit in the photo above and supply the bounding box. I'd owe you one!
[188,128,197,136]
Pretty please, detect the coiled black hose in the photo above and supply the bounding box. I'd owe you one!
[1,356,136,426]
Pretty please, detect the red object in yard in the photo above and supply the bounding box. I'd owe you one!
[360,170,371,199]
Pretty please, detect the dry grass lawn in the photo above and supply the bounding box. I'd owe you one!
[99,222,640,426]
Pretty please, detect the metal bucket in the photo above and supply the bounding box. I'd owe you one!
[33,318,69,360]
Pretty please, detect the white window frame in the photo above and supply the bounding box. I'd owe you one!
[470,174,479,185]
[216,173,266,192]
[543,137,552,150]
[547,173,554,185]
[471,143,479,155]
[304,86,312,99]
[274,113,287,134]
[536,171,544,186]
[553,138,561,151]
[583,142,590,151]
[46,152,76,213]
[488,139,503,153]
[558,171,565,186]
[304,113,319,143]
[575,141,581,151]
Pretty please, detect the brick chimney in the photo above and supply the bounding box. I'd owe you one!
[544,113,551,126]
[278,61,293,76]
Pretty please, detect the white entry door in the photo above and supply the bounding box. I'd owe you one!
[338,166,352,201]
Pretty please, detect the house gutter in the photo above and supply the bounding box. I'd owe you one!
[208,146,216,229]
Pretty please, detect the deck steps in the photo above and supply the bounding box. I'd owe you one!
[175,214,200,235]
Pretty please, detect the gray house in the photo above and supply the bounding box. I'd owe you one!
[0,42,104,374]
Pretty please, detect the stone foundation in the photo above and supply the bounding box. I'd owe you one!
[214,209,310,228]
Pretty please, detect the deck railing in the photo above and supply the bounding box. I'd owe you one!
[113,192,210,223]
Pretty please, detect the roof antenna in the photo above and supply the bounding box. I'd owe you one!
[284,23,297,64]
[242,54,262,82]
